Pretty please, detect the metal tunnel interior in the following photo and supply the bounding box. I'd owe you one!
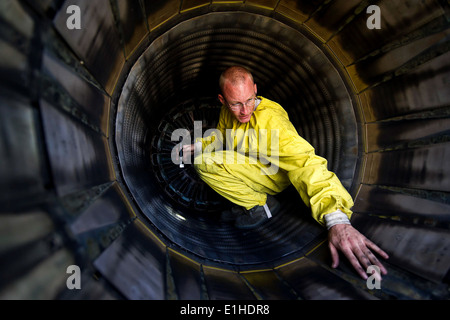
[1,0,450,300]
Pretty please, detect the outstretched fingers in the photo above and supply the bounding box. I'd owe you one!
[328,242,340,269]
[364,238,389,275]
[328,224,389,280]
[341,242,369,280]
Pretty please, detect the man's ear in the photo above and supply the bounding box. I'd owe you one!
[218,94,225,105]
[254,83,257,95]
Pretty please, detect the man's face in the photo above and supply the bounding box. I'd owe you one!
[218,77,257,124]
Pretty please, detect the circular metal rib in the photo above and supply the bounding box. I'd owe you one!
[115,12,357,266]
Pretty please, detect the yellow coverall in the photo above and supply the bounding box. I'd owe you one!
[193,97,354,226]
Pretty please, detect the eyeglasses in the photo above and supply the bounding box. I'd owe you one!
[226,96,257,112]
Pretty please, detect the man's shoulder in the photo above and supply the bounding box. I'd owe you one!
[257,97,289,120]
[259,96,283,108]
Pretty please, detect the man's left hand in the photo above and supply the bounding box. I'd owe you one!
[328,224,389,280]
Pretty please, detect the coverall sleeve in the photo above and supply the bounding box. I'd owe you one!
[269,113,354,226]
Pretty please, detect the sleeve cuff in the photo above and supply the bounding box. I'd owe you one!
[194,141,203,153]
[324,209,351,230]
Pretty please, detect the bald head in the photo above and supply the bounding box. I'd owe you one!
[218,66,258,123]
[219,66,254,94]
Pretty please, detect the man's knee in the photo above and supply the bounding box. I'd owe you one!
[193,155,203,172]
[193,153,224,177]
[193,161,203,174]
[193,154,211,174]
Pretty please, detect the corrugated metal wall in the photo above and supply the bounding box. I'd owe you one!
[0,0,449,300]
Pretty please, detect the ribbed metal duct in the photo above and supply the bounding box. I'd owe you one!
[115,11,358,266]
[0,0,449,300]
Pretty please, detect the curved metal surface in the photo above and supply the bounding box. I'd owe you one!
[0,0,449,300]
[115,11,356,267]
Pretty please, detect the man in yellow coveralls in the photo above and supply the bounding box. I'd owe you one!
[181,66,389,280]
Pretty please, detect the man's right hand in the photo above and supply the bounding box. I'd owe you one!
[328,224,389,281]
[176,144,196,163]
